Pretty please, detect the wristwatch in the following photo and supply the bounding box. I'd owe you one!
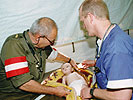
[90,87,96,98]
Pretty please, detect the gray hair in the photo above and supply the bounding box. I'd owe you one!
[29,17,57,36]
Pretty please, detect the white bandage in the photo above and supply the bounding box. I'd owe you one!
[47,48,58,61]
[69,79,85,96]
[77,63,85,68]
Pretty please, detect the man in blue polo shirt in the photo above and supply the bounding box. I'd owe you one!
[79,0,133,100]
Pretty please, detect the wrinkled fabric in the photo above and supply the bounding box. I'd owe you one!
[69,79,85,96]
[96,24,133,99]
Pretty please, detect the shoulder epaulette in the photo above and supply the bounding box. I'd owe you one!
[14,34,23,39]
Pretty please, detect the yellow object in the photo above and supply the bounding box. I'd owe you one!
[15,34,19,38]
[42,69,96,100]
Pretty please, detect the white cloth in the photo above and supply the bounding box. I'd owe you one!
[47,48,58,61]
[69,79,85,96]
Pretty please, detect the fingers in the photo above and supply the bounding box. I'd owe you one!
[81,60,96,69]
[64,91,70,97]
[82,65,88,69]
[80,87,92,100]
[70,59,80,71]
[55,86,71,97]
[62,87,71,97]
[63,89,71,97]
[81,88,85,99]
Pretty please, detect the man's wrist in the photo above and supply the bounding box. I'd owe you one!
[90,87,96,98]
[68,58,71,63]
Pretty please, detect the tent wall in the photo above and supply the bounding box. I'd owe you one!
[0,0,133,72]
[46,37,96,72]
[106,0,133,30]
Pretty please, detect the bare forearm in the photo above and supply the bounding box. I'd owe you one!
[19,80,70,97]
[94,88,132,100]
[55,52,70,63]
[19,80,55,95]
[55,52,78,71]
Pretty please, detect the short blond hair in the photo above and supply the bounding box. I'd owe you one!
[81,0,110,20]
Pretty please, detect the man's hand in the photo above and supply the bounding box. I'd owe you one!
[82,60,96,69]
[19,80,70,98]
[81,87,92,100]
[70,59,79,71]
[54,86,70,97]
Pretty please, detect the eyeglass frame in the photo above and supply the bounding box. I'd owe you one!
[35,35,55,46]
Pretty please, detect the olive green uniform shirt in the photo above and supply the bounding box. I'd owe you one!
[0,30,55,99]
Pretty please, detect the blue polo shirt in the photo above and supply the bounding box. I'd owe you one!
[95,24,133,99]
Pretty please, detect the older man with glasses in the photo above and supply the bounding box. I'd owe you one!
[0,17,77,100]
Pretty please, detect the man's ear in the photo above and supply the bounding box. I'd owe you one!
[35,33,41,38]
[87,13,95,24]
[33,33,41,40]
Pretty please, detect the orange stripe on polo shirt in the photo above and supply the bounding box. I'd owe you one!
[5,56,29,78]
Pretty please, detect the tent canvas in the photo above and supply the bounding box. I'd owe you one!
[0,0,133,72]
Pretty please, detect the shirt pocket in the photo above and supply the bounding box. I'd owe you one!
[25,51,41,80]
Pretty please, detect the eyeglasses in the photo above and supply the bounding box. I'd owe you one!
[35,35,55,46]
[40,35,55,45]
